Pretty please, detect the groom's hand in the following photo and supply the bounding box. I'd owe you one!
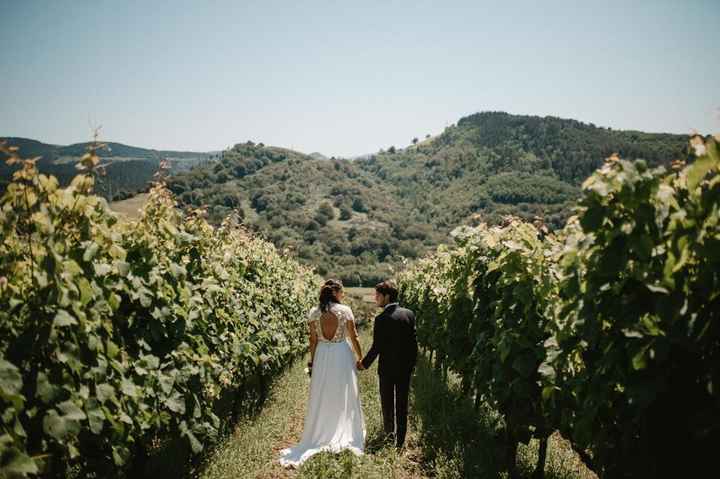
[356,360,365,371]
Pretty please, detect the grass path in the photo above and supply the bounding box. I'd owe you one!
[199,327,596,479]
[199,328,425,479]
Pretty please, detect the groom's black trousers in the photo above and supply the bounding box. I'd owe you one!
[379,369,413,447]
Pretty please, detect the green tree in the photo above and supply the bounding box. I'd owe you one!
[339,205,352,220]
[351,197,368,213]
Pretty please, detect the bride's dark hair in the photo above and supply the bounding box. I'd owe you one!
[319,279,343,312]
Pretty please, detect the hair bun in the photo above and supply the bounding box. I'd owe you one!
[319,279,343,312]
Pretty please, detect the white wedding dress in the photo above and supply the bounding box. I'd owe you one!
[279,302,366,467]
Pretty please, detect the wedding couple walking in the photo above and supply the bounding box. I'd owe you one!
[279,279,418,468]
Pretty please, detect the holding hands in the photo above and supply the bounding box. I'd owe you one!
[356,360,365,371]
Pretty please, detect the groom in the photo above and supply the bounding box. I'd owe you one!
[357,280,418,449]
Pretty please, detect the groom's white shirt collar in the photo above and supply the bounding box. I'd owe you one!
[384,302,399,310]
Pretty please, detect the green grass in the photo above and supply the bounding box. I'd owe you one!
[197,347,310,479]
[198,329,596,479]
[109,192,149,219]
[345,287,375,302]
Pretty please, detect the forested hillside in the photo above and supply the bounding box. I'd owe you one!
[165,112,688,285]
[166,143,438,285]
[356,111,688,229]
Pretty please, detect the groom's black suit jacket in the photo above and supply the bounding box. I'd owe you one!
[361,304,418,376]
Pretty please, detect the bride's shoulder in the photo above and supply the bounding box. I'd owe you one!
[333,303,354,317]
[307,306,320,321]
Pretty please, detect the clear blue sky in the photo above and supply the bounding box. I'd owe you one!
[1,0,718,157]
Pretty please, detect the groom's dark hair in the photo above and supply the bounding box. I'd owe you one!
[375,280,398,303]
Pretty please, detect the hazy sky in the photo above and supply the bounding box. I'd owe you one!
[2,0,718,157]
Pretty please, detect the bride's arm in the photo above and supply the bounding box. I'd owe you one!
[346,317,363,362]
[308,321,318,364]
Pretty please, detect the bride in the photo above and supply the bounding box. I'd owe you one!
[279,279,366,467]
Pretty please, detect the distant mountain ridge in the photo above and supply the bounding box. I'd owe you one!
[0,137,217,200]
[0,137,213,164]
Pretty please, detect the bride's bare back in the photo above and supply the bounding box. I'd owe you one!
[308,303,362,359]
[319,311,339,341]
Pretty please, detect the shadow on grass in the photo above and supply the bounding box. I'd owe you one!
[410,353,506,478]
[364,431,395,454]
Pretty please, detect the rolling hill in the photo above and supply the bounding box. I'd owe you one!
[3,113,689,285]
[164,112,689,285]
